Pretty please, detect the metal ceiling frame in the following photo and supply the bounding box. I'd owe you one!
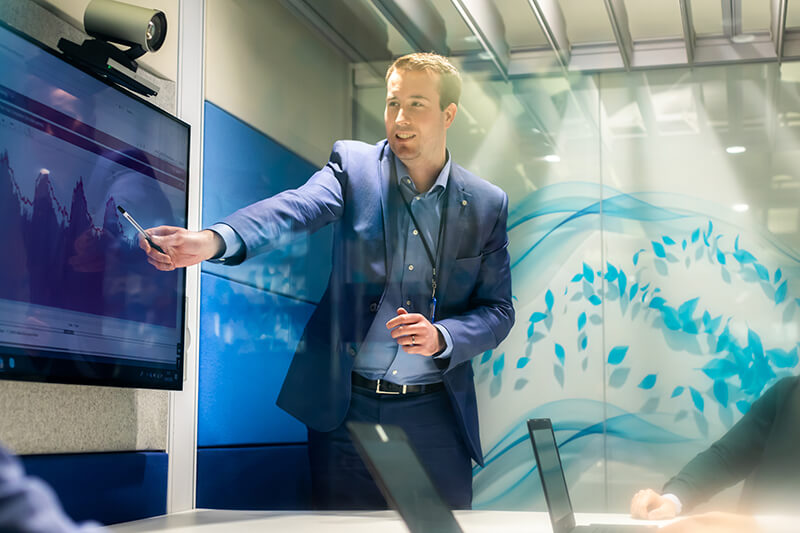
[603,0,633,71]
[679,0,696,66]
[525,0,570,73]
[449,0,511,81]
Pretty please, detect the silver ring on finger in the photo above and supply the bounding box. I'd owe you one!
[411,334,416,345]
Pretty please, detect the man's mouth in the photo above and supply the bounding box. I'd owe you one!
[396,132,415,140]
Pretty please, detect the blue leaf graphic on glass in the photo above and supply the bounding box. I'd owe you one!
[581,336,588,350]
[775,280,788,305]
[702,358,737,380]
[629,283,639,301]
[690,387,704,412]
[609,367,630,388]
[736,400,751,414]
[702,311,710,328]
[651,241,666,258]
[530,312,548,323]
[661,305,682,331]
[608,346,628,365]
[682,239,687,250]
[707,220,713,236]
[678,297,698,321]
[527,323,534,338]
[716,250,726,264]
[588,294,601,306]
[571,273,583,282]
[683,321,699,334]
[662,236,676,245]
[691,228,700,243]
[480,350,492,364]
[605,262,619,282]
[583,262,595,283]
[754,263,770,281]
[707,315,721,334]
[713,380,728,407]
[578,312,587,331]
[649,296,666,310]
[766,347,798,368]
[775,268,782,283]
[633,249,645,266]
[733,249,756,264]
[638,374,657,389]
[545,289,554,312]
[492,353,505,376]
[582,357,588,371]
[748,329,764,358]
[715,326,731,353]
[618,269,627,296]
[734,234,740,250]
[516,356,530,369]
[555,343,565,366]
[671,386,685,398]
[553,364,564,388]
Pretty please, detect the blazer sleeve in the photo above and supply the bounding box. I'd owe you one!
[218,141,349,265]
[661,378,789,511]
[0,446,104,532]
[434,191,515,372]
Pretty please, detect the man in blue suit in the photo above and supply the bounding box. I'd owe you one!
[142,53,514,510]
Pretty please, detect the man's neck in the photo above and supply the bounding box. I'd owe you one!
[405,156,446,194]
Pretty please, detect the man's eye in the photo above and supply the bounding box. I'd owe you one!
[412,102,423,107]
[387,101,399,107]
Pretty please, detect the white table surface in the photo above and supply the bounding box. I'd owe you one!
[109,509,673,532]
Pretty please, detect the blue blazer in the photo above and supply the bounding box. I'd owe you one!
[222,140,514,465]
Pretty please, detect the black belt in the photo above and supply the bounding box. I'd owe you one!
[352,372,444,395]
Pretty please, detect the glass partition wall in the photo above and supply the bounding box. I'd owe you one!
[353,59,800,512]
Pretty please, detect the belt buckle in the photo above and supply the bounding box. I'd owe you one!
[375,379,407,395]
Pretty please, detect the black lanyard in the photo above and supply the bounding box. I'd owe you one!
[394,173,448,322]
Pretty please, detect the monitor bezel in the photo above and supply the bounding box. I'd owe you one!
[0,19,190,391]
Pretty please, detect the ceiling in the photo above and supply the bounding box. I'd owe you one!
[281,0,800,78]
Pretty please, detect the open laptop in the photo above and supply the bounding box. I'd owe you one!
[347,421,463,533]
[527,418,656,533]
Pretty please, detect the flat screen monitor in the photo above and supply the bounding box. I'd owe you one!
[0,21,188,390]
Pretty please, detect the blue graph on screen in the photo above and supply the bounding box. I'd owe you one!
[0,148,178,328]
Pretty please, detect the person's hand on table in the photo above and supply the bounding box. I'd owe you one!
[660,512,761,533]
[140,226,223,271]
[630,489,678,520]
[386,308,445,356]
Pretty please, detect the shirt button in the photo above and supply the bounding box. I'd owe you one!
[392,370,398,376]
[369,302,378,312]
[412,229,418,235]
[408,264,414,271]
[406,300,412,307]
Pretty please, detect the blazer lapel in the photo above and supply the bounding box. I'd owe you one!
[436,167,470,311]
[378,141,393,277]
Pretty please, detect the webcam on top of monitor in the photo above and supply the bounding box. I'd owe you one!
[57,0,167,97]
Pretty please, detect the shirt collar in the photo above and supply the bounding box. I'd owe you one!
[394,151,451,196]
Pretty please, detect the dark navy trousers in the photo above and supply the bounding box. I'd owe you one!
[307,385,473,510]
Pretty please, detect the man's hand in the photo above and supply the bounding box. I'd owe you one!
[386,308,445,357]
[660,512,761,533]
[139,226,224,271]
[630,488,678,520]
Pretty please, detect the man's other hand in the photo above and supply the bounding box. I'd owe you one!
[386,308,444,357]
[630,488,678,520]
[139,227,224,271]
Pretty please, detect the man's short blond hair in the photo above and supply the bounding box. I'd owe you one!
[385,53,462,110]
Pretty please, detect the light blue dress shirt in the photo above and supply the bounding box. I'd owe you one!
[209,152,454,385]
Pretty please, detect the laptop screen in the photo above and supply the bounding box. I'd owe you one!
[347,422,463,533]
[528,419,576,531]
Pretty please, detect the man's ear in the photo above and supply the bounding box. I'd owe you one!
[443,103,457,129]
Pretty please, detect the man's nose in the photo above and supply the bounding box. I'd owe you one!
[395,107,409,125]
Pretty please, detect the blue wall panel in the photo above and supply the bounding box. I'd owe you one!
[196,445,311,510]
[201,101,332,303]
[198,272,314,447]
[21,451,167,525]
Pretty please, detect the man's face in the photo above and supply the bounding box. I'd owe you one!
[384,69,456,169]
